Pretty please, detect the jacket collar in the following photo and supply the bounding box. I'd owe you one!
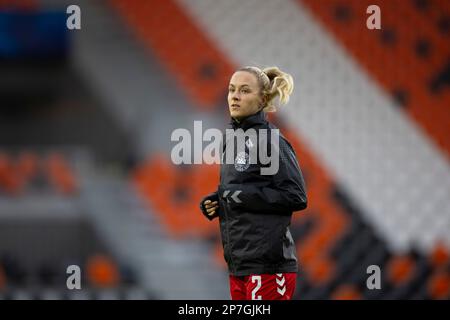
[230,110,267,130]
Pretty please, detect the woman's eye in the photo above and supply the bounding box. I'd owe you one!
[241,89,249,93]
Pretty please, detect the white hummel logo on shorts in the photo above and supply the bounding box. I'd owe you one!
[276,274,286,296]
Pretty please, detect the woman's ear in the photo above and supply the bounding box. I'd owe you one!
[260,94,267,110]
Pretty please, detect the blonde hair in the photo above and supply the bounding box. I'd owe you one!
[238,66,294,112]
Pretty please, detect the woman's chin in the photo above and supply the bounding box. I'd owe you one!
[230,110,241,118]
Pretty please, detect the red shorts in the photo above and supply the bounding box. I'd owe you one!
[229,273,297,300]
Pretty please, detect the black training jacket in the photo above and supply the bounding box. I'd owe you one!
[208,110,308,276]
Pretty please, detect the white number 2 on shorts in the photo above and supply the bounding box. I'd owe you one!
[251,275,262,300]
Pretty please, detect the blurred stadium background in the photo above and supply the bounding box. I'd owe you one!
[0,0,449,300]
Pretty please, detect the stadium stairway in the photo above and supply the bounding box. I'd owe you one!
[0,149,154,299]
[42,0,224,159]
[77,157,229,299]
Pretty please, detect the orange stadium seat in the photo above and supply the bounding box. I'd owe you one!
[45,153,78,195]
[16,151,39,184]
[429,241,449,269]
[427,271,450,300]
[308,258,335,284]
[86,254,120,288]
[0,152,24,195]
[331,284,362,300]
[387,255,416,287]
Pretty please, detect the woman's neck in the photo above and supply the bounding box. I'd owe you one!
[233,110,263,123]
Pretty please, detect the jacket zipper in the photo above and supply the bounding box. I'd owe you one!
[224,196,236,274]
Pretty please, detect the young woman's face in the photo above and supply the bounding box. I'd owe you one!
[227,71,264,121]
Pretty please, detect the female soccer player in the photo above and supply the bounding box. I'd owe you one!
[200,66,307,300]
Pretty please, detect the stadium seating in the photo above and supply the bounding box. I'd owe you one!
[0,151,78,196]
[1,0,448,300]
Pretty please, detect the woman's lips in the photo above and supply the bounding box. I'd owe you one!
[231,104,240,108]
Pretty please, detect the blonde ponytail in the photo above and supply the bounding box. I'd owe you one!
[238,66,294,112]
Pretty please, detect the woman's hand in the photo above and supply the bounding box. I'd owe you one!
[200,191,220,220]
[203,199,219,217]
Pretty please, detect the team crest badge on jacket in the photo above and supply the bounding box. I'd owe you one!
[234,151,250,172]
